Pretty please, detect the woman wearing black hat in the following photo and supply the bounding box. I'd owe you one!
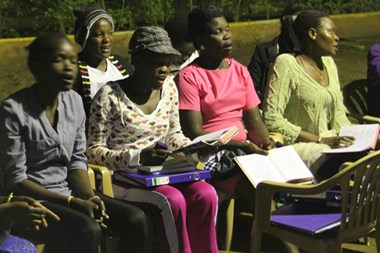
[73,5,134,117]
[87,26,219,253]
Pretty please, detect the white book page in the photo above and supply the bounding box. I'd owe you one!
[324,124,379,154]
[191,126,238,144]
[191,127,231,144]
[268,146,314,183]
[235,153,286,187]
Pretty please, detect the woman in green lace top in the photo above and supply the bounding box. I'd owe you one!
[262,10,356,178]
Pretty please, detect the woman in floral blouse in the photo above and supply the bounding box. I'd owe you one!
[87,26,218,253]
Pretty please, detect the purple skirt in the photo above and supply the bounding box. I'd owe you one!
[0,234,38,253]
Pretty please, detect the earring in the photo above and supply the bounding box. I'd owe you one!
[200,45,205,50]
[312,36,316,40]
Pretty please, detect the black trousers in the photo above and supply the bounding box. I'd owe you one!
[12,191,150,253]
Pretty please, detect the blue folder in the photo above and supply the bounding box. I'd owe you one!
[114,169,211,187]
[270,202,342,235]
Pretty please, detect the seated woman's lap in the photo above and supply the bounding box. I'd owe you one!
[154,181,217,215]
[12,201,102,253]
[211,171,256,213]
[96,191,150,252]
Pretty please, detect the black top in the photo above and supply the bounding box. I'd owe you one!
[247,37,279,103]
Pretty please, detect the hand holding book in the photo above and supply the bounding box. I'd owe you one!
[140,142,172,166]
[322,124,380,154]
[173,126,239,155]
[319,136,355,148]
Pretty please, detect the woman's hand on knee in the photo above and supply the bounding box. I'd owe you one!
[69,197,99,219]
[88,195,109,229]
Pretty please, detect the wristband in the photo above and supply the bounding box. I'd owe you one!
[67,196,74,206]
[6,192,13,203]
[88,195,101,202]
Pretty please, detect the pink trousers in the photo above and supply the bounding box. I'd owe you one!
[113,180,218,253]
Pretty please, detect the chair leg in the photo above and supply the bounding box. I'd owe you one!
[376,228,380,253]
[106,236,119,253]
[250,225,262,253]
[225,198,235,251]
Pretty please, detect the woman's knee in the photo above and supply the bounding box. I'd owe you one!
[154,185,186,209]
[79,218,103,243]
[128,208,150,232]
[191,181,218,206]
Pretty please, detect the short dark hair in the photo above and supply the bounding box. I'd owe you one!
[26,32,70,76]
[187,5,224,45]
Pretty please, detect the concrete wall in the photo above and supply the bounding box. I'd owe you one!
[1,12,380,101]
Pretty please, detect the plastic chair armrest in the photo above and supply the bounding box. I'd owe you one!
[88,164,114,197]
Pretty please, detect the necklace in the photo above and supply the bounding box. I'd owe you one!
[299,55,324,82]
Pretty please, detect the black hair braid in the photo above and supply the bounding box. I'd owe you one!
[289,9,329,54]
[278,15,301,54]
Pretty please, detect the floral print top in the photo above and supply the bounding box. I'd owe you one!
[86,78,190,171]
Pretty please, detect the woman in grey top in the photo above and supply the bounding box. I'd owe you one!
[0,32,149,253]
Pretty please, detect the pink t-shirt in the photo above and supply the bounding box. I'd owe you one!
[177,58,260,141]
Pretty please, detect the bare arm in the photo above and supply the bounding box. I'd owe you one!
[243,107,273,149]
[10,179,69,206]
[179,109,267,154]
[297,130,354,148]
[68,169,95,200]
[179,109,208,139]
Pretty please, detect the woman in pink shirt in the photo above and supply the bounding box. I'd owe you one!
[176,5,274,210]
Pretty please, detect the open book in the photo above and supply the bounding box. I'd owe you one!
[234,145,315,188]
[323,124,380,154]
[173,126,239,154]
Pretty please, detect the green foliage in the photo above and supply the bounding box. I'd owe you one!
[294,0,380,14]
[26,0,97,35]
[1,0,380,38]
[106,0,132,31]
[128,0,175,27]
[0,0,21,37]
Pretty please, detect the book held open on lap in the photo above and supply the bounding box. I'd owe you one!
[234,145,315,187]
[323,123,380,154]
[173,126,239,154]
